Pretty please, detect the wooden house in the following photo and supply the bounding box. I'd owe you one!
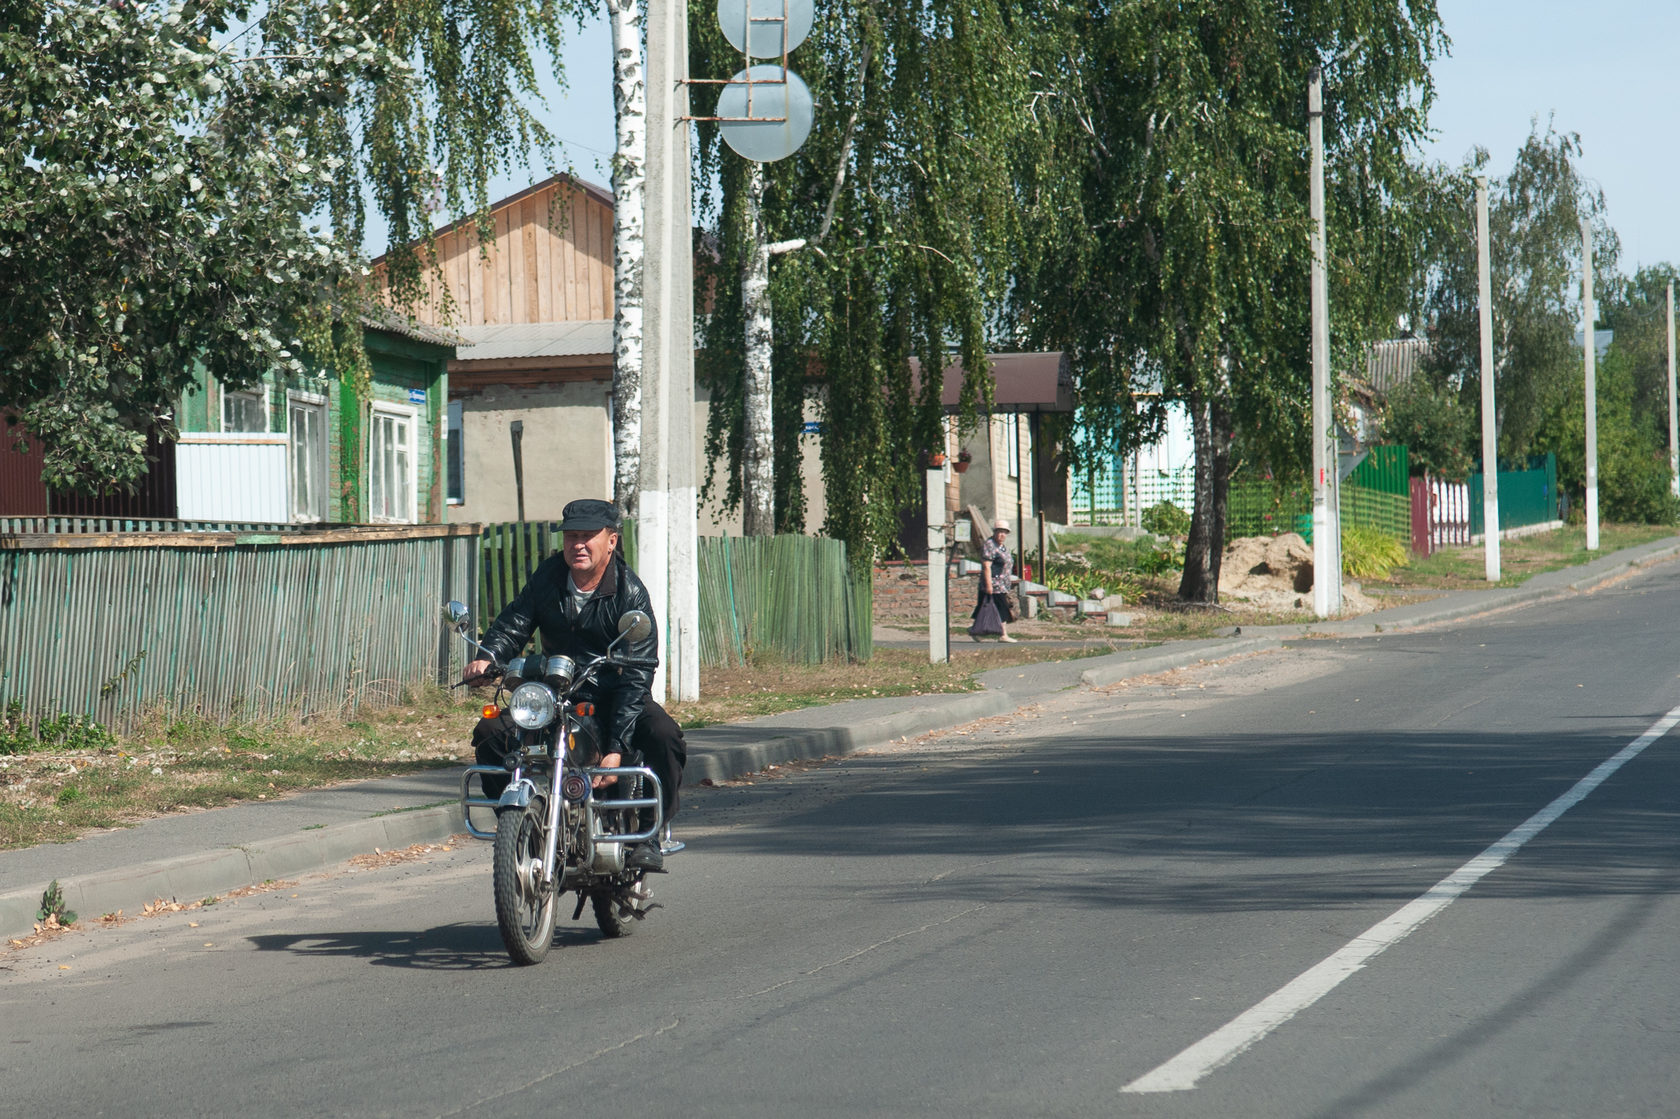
[379,174,825,533]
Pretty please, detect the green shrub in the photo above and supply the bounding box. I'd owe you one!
[1342,526,1408,579]
[0,701,115,755]
[1140,501,1191,538]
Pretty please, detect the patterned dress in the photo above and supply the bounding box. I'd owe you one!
[974,537,1017,623]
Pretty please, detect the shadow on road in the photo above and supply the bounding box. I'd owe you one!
[692,721,1680,914]
[245,921,604,968]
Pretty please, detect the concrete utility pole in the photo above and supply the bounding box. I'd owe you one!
[926,464,948,664]
[642,0,700,700]
[1476,177,1500,581]
[1307,69,1341,616]
[1668,280,1677,498]
[1582,220,1600,551]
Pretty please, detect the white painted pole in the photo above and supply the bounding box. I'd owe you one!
[645,0,699,701]
[1308,70,1341,616]
[926,466,948,664]
[1476,177,1500,581]
[1583,220,1599,551]
[1668,280,1677,499]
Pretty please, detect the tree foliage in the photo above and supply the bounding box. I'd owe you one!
[0,0,577,494]
[1419,122,1618,463]
[1010,0,1445,601]
[691,0,1032,556]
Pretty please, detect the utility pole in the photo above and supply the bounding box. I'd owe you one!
[1308,68,1341,616]
[1582,220,1599,551]
[1668,280,1677,498]
[642,0,700,700]
[1476,177,1500,581]
[926,463,948,664]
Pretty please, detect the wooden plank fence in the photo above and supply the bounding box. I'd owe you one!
[478,523,870,667]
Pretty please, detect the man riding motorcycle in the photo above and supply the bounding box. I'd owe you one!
[463,498,685,871]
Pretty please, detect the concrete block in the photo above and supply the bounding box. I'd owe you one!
[1105,611,1135,626]
[1048,590,1077,608]
[1077,599,1104,616]
[1021,594,1039,619]
[1020,580,1049,596]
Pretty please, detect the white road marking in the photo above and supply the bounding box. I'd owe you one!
[1122,700,1680,1094]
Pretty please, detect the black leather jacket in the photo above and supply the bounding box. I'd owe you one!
[478,551,659,755]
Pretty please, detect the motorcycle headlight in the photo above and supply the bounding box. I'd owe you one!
[508,682,557,730]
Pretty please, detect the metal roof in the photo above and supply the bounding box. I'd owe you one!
[908,352,1074,414]
[453,320,614,361]
[358,305,466,349]
[1363,338,1429,395]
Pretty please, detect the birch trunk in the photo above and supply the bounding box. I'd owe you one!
[741,161,776,536]
[608,0,646,516]
[1176,393,1232,603]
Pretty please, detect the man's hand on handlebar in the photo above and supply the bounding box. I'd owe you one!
[462,658,499,687]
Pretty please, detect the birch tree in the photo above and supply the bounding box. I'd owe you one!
[607,0,646,516]
[694,2,1028,555]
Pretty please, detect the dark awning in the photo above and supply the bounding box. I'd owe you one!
[908,351,1073,414]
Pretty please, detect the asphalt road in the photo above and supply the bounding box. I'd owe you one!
[8,562,1680,1117]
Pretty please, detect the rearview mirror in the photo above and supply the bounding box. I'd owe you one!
[443,600,471,630]
[617,610,653,643]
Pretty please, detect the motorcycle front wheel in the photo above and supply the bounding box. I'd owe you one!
[492,806,558,965]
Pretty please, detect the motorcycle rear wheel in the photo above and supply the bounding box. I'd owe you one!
[592,889,637,938]
[492,806,557,965]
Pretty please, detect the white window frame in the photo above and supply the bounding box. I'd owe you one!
[287,390,330,523]
[1004,413,1021,479]
[222,387,269,434]
[446,399,464,505]
[367,401,419,524]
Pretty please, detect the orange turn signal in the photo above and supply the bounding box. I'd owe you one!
[576,702,594,716]
[481,704,500,720]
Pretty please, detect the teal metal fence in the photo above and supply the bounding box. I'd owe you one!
[1468,453,1559,536]
[0,524,478,732]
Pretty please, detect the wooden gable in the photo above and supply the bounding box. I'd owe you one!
[376,175,615,327]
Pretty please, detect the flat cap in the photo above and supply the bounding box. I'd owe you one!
[558,498,623,532]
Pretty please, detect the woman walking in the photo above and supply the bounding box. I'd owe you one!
[970,518,1018,642]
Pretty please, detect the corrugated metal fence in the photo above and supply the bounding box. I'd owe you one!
[0,524,477,731]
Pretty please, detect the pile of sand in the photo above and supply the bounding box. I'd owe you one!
[1219,533,1374,614]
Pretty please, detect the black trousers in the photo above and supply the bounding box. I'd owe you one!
[472,700,687,819]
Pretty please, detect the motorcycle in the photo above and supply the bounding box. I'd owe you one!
[443,600,680,965]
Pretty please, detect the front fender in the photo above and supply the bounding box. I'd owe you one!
[496,779,539,811]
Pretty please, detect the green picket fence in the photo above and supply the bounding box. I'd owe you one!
[478,522,869,667]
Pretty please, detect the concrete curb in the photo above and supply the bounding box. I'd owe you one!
[0,805,460,941]
[684,690,1018,784]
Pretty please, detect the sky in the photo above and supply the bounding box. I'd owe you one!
[1417,0,1680,272]
[381,2,1680,275]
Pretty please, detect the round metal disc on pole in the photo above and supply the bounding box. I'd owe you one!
[718,0,813,58]
[717,65,813,163]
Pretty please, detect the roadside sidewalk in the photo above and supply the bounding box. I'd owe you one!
[5,533,1677,939]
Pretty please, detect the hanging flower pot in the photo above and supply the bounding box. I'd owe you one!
[953,450,972,474]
